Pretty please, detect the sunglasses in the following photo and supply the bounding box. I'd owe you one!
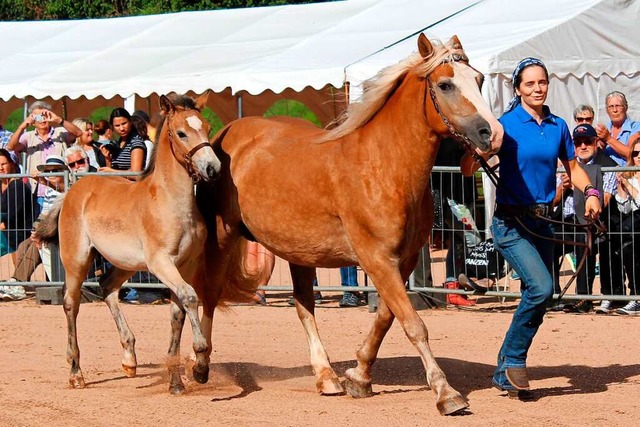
[575,116,594,123]
[632,150,640,157]
[574,139,596,146]
[68,158,87,168]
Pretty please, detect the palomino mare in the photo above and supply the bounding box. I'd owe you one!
[36,93,220,393]
[197,34,503,415]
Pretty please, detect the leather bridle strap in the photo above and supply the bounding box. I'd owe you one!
[167,123,211,183]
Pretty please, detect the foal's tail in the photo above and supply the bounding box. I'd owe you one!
[33,196,65,244]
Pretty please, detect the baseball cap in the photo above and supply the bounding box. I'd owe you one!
[573,124,597,139]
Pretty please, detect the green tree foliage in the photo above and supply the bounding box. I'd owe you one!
[0,0,326,21]
[264,99,320,127]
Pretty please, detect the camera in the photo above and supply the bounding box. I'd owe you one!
[33,114,45,123]
[101,141,120,157]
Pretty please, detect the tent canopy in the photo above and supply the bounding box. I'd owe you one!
[1,0,638,121]
[0,0,478,100]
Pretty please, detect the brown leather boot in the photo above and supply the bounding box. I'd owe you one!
[445,281,476,306]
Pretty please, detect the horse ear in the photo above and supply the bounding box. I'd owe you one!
[417,33,433,59]
[449,35,463,51]
[195,91,210,111]
[159,95,174,114]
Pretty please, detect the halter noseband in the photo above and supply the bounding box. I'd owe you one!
[167,116,211,183]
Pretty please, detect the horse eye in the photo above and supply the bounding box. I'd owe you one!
[177,131,187,138]
[438,82,453,91]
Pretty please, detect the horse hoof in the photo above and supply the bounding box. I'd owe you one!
[317,377,344,395]
[192,366,209,384]
[69,376,86,389]
[169,383,186,395]
[437,395,469,416]
[344,377,373,398]
[122,365,137,378]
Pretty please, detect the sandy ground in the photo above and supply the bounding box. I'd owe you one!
[0,292,638,427]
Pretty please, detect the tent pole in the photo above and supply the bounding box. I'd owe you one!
[237,94,243,118]
[124,94,136,113]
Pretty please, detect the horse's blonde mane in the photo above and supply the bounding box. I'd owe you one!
[321,39,462,142]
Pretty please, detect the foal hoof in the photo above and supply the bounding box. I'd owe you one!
[192,365,209,384]
[344,378,373,398]
[122,364,137,378]
[69,376,86,389]
[437,395,469,416]
[169,382,186,396]
[317,377,344,395]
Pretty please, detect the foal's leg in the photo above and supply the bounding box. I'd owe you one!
[99,267,137,377]
[355,260,468,415]
[289,263,344,395]
[166,293,187,394]
[147,258,209,384]
[63,264,92,388]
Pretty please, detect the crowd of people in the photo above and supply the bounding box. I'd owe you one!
[1,76,639,316]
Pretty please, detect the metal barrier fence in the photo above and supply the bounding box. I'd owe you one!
[1,166,639,305]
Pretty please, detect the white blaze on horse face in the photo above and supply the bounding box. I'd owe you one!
[186,116,203,132]
[451,61,503,153]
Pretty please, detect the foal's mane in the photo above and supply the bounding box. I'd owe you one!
[321,40,460,142]
[139,94,200,180]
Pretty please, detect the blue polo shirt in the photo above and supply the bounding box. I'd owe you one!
[496,104,574,206]
[605,118,640,165]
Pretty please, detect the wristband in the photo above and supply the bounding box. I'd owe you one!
[585,188,600,199]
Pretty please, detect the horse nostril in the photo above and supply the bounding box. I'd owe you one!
[206,165,217,178]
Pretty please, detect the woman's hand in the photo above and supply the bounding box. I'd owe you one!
[584,196,601,220]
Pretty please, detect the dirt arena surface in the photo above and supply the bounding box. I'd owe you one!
[1,294,638,427]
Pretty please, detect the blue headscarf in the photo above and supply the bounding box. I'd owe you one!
[505,57,548,113]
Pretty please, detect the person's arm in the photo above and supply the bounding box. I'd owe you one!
[595,124,634,160]
[562,158,601,219]
[129,147,145,172]
[48,113,82,142]
[6,118,33,152]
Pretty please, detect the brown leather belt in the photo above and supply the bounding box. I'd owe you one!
[495,203,552,218]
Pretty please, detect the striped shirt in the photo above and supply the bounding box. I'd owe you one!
[111,134,147,171]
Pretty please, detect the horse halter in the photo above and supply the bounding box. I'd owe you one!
[167,112,211,183]
[424,50,478,154]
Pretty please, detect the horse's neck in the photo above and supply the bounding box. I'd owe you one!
[362,78,441,189]
[149,131,194,195]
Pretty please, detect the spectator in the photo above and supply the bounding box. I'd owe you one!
[0,148,35,256]
[339,266,365,307]
[132,110,157,143]
[72,118,106,169]
[561,124,618,313]
[573,104,595,126]
[246,241,275,305]
[595,91,640,166]
[0,124,20,170]
[474,57,600,397]
[99,108,146,176]
[427,138,479,306]
[131,114,154,168]
[5,101,81,215]
[613,137,640,315]
[0,149,36,301]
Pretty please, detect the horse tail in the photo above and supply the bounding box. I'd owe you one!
[33,196,65,244]
[218,238,271,304]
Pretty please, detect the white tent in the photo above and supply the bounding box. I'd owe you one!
[0,0,478,101]
[347,0,640,123]
[0,0,637,123]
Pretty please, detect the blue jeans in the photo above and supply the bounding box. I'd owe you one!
[491,214,554,390]
[340,266,358,288]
